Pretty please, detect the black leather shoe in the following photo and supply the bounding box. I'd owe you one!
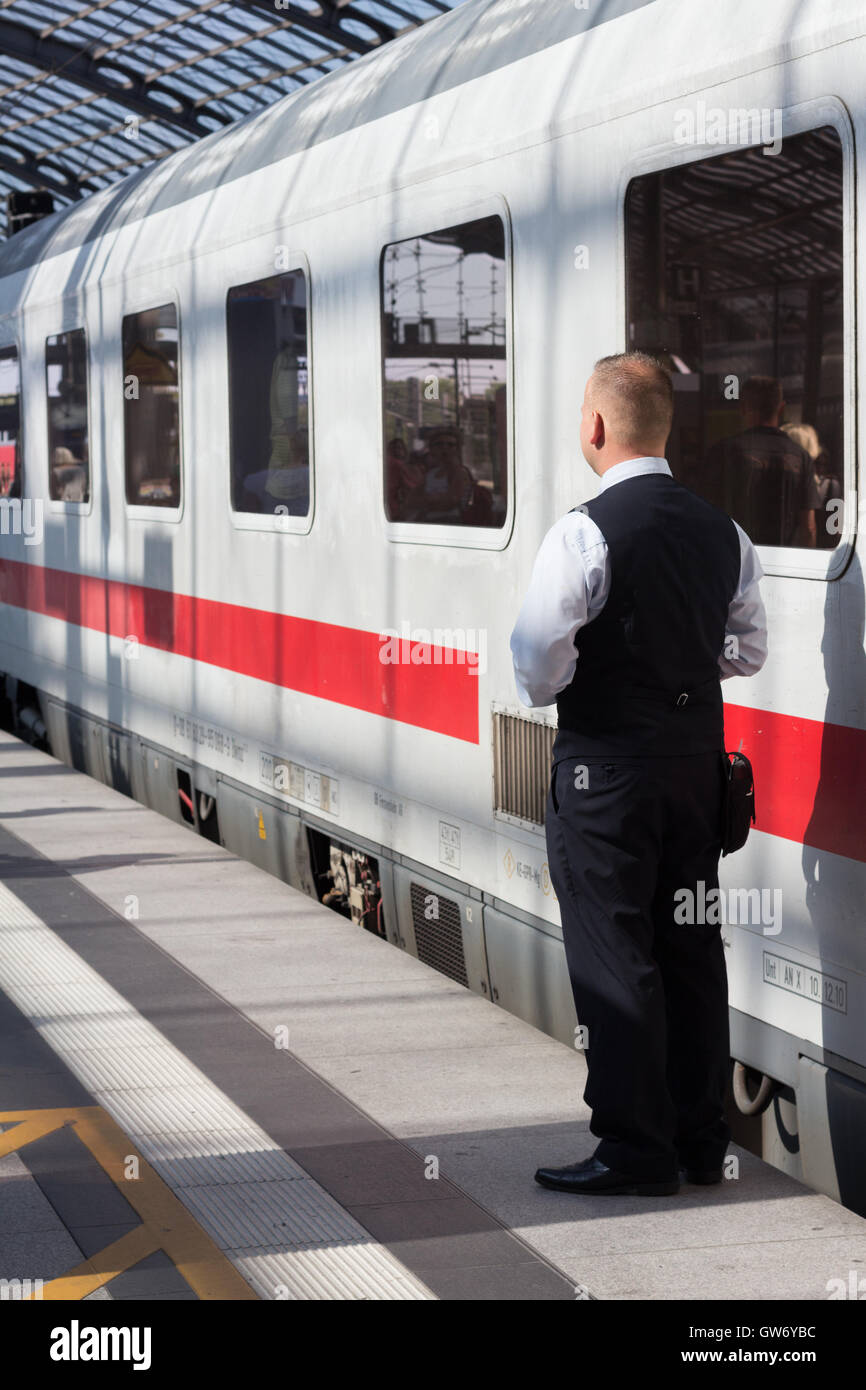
[679,1165,724,1185]
[534,1155,679,1196]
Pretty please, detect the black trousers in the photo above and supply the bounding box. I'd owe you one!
[545,751,731,1180]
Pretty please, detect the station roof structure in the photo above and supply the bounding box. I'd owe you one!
[0,0,462,209]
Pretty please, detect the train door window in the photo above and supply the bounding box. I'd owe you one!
[122,303,181,508]
[626,126,844,551]
[46,328,89,503]
[0,345,22,499]
[381,214,508,528]
[226,269,310,518]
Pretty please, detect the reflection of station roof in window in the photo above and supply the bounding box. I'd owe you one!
[422,219,506,260]
[628,127,843,296]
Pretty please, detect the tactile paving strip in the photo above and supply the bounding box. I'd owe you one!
[0,881,433,1301]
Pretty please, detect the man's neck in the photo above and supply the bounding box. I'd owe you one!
[595,450,666,475]
[595,457,671,493]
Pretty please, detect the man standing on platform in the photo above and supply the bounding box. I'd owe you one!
[510,353,767,1196]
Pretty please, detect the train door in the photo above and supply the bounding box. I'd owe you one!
[622,98,865,1212]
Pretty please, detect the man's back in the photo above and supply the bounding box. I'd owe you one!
[556,473,741,756]
[511,352,768,1198]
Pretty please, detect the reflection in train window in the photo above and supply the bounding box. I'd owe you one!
[226,270,310,518]
[123,303,181,508]
[0,345,21,500]
[46,329,89,503]
[381,215,508,528]
[626,126,844,549]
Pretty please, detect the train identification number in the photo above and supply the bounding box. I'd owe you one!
[763,951,847,1014]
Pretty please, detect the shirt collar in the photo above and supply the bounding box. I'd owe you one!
[596,456,672,494]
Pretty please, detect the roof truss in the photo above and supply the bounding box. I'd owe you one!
[0,0,452,210]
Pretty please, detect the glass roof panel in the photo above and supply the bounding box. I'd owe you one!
[0,0,459,212]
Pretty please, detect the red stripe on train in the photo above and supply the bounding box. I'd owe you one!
[724,704,865,863]
[1,559,863,857]
[0,558,480,744]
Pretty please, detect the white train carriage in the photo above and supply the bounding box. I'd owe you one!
[0,0,864,1211]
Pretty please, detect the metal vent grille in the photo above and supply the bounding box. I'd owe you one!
[409,882,468,987]
[493,710,555,826]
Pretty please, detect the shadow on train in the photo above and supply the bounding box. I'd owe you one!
[804,550,866,1214]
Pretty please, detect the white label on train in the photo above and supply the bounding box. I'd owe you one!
[259,749,339,815]
[439,821,461,870]
[763,951,847,1014]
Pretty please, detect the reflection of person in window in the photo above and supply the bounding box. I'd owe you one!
[49,376,87,437]
[51,445,88,502]
[265,345,308,513]
[781,422,841,550]
[703,377,817,547]
[385,436,424,519]
[411,426,493,525]
[50,375,89,500]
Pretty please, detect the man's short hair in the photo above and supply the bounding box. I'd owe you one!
[590,352,674,448]
[740,376,783,421]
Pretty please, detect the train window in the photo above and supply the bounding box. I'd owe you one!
[626,126,843,550]
[226,269,310,517]
[381,214,508,528]
[46,328,89,503]
[123,303,181,508]
[0,345,22,499]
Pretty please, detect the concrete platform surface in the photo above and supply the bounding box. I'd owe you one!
[0,730,863,1301]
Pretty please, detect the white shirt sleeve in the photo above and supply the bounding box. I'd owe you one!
[509,510,610,707]
[718,520,768,679]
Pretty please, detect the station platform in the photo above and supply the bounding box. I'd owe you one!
[1,729,864,1303]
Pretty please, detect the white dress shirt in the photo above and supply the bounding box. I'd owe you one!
[510,457,768,708]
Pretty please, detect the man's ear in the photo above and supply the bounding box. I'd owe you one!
[590,410,605,450]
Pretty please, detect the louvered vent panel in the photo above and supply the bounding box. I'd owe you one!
[493,710,555,826]
[409,882,468,987]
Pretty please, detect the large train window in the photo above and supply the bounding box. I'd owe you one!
[226,269,310,517]
[0,345,22,499]
[46,329,89,503]
[626,126,843,550]
[122,303,181,508]
[381,215,508,528]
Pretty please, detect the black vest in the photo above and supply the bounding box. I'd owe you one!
[554,473,740,757]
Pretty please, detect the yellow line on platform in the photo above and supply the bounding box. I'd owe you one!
[0,1106,258,1301]
[36,1225,161,1301]
[0,1110,74,1158]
